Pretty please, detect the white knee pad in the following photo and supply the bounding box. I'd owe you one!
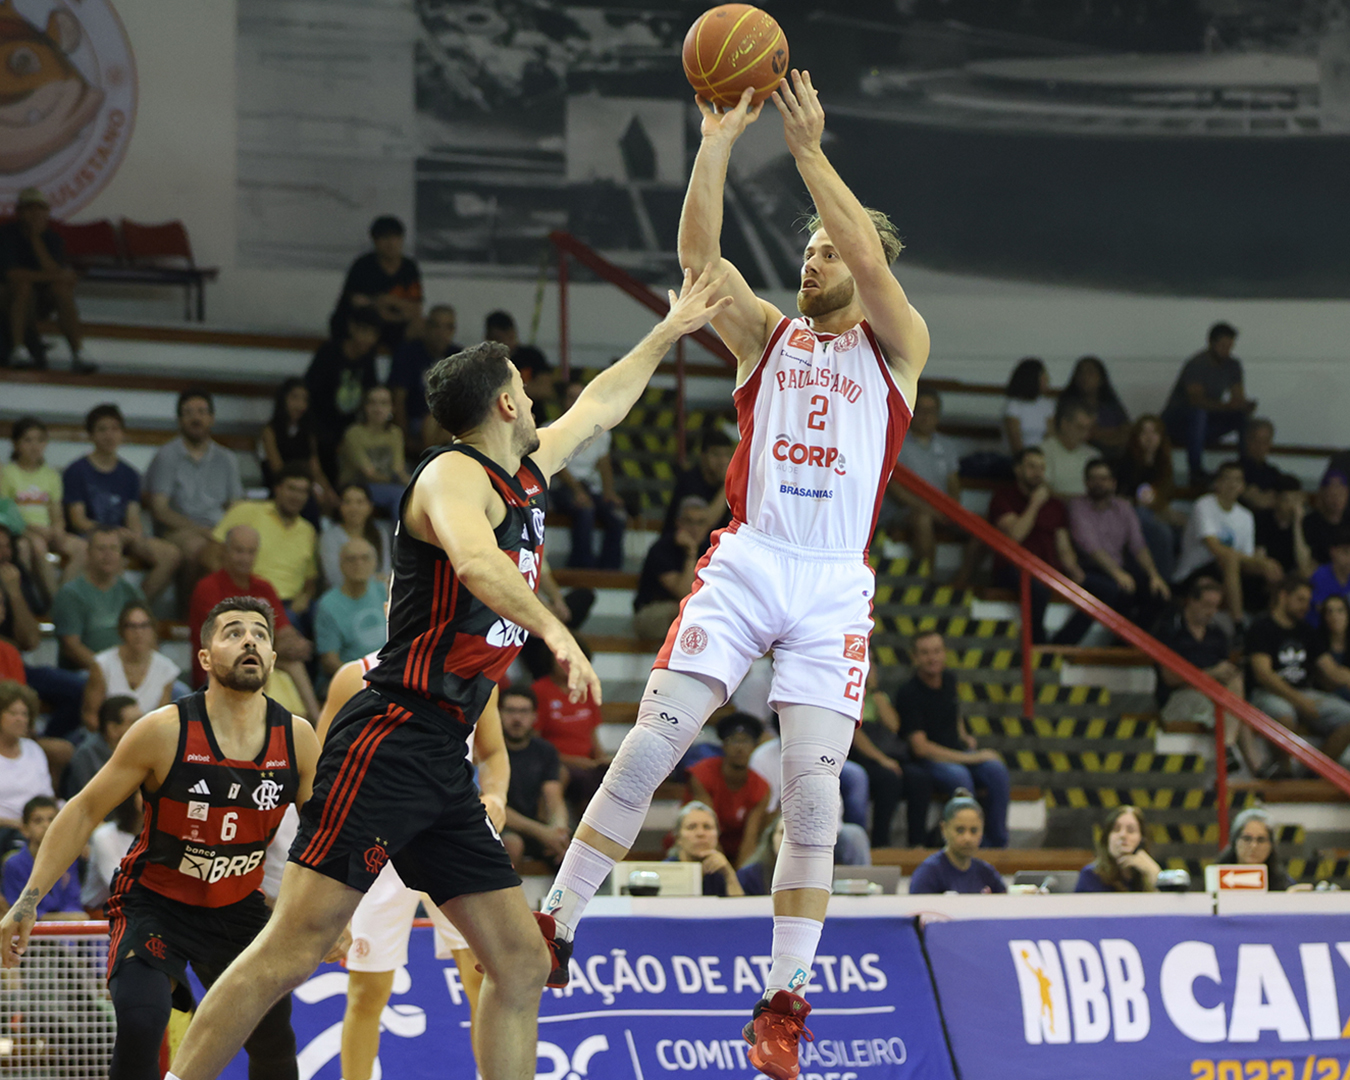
[580,670,719,848]
[773,724,847,893]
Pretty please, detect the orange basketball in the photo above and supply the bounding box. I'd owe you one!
[682,5,789,109]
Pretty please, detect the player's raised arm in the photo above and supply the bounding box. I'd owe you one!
[0,708,177,966]
[533,264,732,479]
[773,70,931,394]
[679,88,783,370]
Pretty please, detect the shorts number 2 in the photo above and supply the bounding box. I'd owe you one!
[844,667,863,701]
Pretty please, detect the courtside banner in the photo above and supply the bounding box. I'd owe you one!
[925,914,1350,1080]
[215,914,952,1080]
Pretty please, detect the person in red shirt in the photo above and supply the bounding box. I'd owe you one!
[685,712,770,868]
[531,648,610,809]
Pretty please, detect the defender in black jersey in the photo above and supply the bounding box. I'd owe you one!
[0,597,322,1080]
[164,265,733,1080]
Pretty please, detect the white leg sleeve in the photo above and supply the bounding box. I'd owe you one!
[579,669,724,849]
[772,705,855,894]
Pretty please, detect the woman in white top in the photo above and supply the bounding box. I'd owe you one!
[81,603,179,728]
[82,791,143,910]
[319,483,392,589]
[1002,357,1056,455]
[0,681,53,832]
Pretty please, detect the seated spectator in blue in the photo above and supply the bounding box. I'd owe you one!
[1254,474,1315,579]
[663,430,734,534]
[1308,528,1350,627]
[259,378,335,514]
[64,404,181,604]
[1238,418,1290,513]
[390,304,459,447]
[305,309,382,485]
[552,374,627,570]
[1,796,84,917]
[338,386,409,521]
[314,538,388,681]
[737,814,783,896]
[1161,322,1256,486]
[1001,357,1054,456]
[1319,595,1350,703]
[67,695,139,797]
[1061,355,1130,455]
[1075,805,1161,892]
[664,801,744,897]
[328,214,424,349]
[898,629,1010,847]
[908,792,1007,895]
[51,525,146,671]
[1214,808,1309,893]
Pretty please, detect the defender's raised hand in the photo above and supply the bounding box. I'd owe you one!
[695,86,762,145]
[661,264,734,339]
[772,69,824,159]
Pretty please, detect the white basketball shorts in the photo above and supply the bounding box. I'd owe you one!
[654,523,875,720]
[346,860,468,971]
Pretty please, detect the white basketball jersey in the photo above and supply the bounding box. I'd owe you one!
[726,317,912,552]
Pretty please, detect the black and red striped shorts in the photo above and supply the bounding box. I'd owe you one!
[290,687,519,905]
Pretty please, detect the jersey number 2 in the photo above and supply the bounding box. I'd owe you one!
[844,667,863,701]
[807,395,828,431]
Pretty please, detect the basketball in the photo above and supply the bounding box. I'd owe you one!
[682,4,789,109]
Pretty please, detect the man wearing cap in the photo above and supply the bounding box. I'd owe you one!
[0,188,91,372]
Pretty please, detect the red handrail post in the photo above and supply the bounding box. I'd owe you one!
[557,246,570,379]
[1215,698,1229,849]
[675,336,688,466]
[1020,568,1034,721]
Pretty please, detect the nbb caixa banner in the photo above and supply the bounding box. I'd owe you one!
[926,914,1350,1080]
[215,915,953,1080]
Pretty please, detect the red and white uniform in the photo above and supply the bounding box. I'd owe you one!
[656,317,912,718]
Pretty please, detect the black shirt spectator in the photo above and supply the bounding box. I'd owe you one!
[663,431,734,533]
[634,534,691,611]
[1246,613,1322,693]
[0,217,65,271]
[1152,608,1230,707]
[1254,475,1312,576]
[506,737,562,822]
[305,310,381,483]
[1303,469,1350,567]
[329,215,424,349]
[895,669,961,750]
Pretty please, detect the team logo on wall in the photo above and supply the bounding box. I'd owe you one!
[0,0,136,216]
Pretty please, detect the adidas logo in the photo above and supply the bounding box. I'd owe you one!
[189,780,211,796]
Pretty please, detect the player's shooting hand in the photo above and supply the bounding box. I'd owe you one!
[695,86,762,144]
[772,69,824,158]
[323,924,353,965]
[547,626,602,706]
[662,264,734,341]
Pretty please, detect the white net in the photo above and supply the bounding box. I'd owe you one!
[0,923,114,1079]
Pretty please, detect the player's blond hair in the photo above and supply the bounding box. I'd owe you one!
[804,208,904,264]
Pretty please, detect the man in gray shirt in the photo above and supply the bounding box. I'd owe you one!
[66,695,139,796]
[880,388,959,567]
[1162,322,1257,487]
[144,389,243,586]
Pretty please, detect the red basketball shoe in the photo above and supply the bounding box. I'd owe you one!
[742,990,814,1080]
[533,911,572,989]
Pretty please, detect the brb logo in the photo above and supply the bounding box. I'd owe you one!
[773,437,847,476]
[536,1035,609,1080]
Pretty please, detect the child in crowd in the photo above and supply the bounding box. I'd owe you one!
[1,795,84,918]
[337,386,409,519]
[908,791,1007,895]
[3,416,86,598]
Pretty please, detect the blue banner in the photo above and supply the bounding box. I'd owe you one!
[925,914,1350,1080]
[209,915,952,1080]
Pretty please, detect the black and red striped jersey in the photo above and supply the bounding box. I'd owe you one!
[110,691,299,909]
[367,443,546,730]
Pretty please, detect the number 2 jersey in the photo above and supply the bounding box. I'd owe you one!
[109,690,299,909]
[728,316,912,553]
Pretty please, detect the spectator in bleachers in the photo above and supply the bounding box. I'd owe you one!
[897,630,1010,847]
[1161,322,1255,486]
[1075,805,1160,892]
[849,660,933,848]
[1303,467,1350,567]
[209,463,319,623]
[0,187,90,372]
[736,814,783,895]
[665,800,745,897]
[1248,575,1350,765]
[663,429,734,534]
[1254,474,1314,580]
[187,525,319,718]
[1069,458,1171,628]
[633,495,713,641]
[1,796,83,918]
[1308,529,1350,627]
[1041,398,1097,497]
[64,404,181,603]
[390,303,459,445]
[484,310,554,422]
[3,417,86,600]
[1061,355,1130,455]
[319,483,391,590]
[499,684,570,868]
[532,643,610,809]
[0,683,50,835]
[1214,807,1307,892]
[260,378,336,512]
[305,308,382,485]
[67,695,138,797]
[1118,415,1184,582]
[337,385,409,520]
[880,387,959,567]
[1239,418,1289,512]
[1153,577,1263,776]
[144,389,243,583]
[552,374,627,570]
[908,792,1007,895]
[328,214,424,350]
[1172,462,1281,624]
[51,525,145,671]
[1319,595,1350,701]
[80,604,178,730]
[82,792,142,911]
[685,712,771,868]
[1001,357,1054,456]
[314,538,387,679]
[989,447,1091,645]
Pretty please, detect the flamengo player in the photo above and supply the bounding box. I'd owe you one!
[161,265,732,1080]
[0,598,322,1080]
[543,71,930,1080]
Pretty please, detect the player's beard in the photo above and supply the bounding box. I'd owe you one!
[514,412,541,458]
[217,655,268,692]
[797,277,854,319]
